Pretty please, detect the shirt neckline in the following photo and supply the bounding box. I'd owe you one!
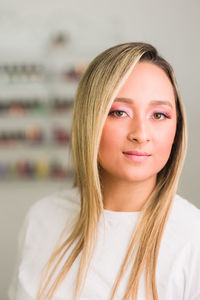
[103,208,141,217]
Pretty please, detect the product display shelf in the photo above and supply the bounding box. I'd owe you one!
[0,59,81,181]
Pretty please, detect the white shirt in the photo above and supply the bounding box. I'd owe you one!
[8,187,200,300]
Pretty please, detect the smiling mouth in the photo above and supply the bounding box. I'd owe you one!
[122,151,151,162]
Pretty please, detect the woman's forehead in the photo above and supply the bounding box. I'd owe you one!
[115,62,176,107]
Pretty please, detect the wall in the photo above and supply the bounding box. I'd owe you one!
[1,0,200,299]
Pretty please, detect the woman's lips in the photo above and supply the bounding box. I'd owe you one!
[122,151,151,162]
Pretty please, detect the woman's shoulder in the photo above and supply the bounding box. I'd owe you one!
[27,186,80,227]
[23,186,81,253]
[172,194,200,222]
[29,185,80,213]
[167,194,200,243]
[8,186,81,300]
[158,195,200,299]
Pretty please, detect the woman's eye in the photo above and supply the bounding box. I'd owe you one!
[109,110,127,117]
[153,112,168,120]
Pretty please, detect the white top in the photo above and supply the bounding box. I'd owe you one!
[8,187,200,300]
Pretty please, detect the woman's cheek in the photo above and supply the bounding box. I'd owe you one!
[158,125,176,155]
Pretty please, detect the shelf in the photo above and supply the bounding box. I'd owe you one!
[0,56,84,181]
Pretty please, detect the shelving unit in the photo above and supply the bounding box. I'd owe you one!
[0,33,87,181]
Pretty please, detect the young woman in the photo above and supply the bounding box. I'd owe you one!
[9,43,200,300]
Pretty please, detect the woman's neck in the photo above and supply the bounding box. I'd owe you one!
[101,173,156,212]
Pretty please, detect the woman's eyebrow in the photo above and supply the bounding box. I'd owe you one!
[114,97,173,108]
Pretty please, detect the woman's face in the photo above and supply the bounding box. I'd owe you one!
[98,62,177,183]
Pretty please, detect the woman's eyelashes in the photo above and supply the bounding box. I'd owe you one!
[109,110,128,118]
[152,112,171,120]
[108,109,171,120]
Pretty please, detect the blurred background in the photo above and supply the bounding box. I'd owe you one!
[0,0,199,298]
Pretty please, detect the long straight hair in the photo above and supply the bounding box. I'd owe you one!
[37,42,187,300]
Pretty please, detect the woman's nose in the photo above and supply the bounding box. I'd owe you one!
[127,118,150,144]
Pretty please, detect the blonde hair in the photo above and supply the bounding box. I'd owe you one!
[37,42,187,300]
